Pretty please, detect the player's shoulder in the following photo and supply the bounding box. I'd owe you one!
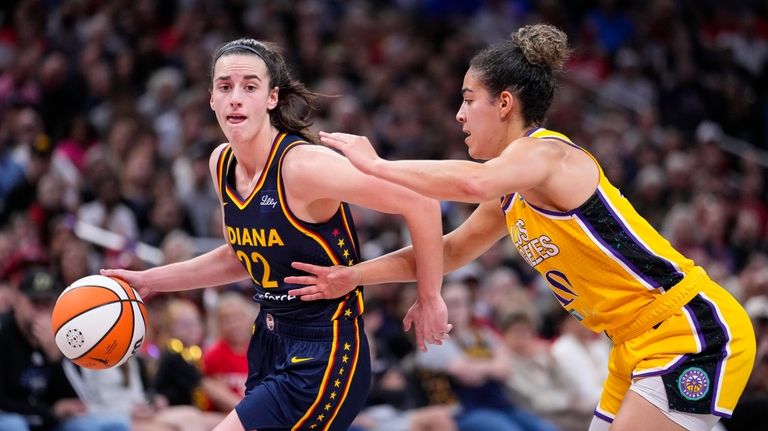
[516,135,569,157]
[207,142,230,171]
[282,141,339,167]
[210,142,230,160]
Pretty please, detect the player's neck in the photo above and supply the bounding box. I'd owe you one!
[231,126,280,177]
[492,118,527,158]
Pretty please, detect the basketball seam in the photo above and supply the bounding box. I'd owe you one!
[115,299,137,365]
[54,299,138,333]
[54,285,122,328]
[66,300,142,361]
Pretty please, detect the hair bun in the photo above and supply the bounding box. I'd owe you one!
[511,24,569,71]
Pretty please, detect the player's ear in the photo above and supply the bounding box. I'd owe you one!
[499,90,514,119]
[267,87,279,111]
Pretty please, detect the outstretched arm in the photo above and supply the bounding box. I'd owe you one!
[102,144,251,297]
[282,145,451,350]
[287,200,508,298]
[101,244,251,298]
[319,131,553,203]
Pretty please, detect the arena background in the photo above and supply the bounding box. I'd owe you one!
[0,1,767,430]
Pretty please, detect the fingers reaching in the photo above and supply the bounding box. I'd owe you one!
[318,132,343,150]
[287,286,323,300]
[297,293,326,302]
[290,261,325,275]
[283,275,318,285]
[415,324,426,352]
[403,312,413,332]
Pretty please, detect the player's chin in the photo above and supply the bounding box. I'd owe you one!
[466,145,484,160]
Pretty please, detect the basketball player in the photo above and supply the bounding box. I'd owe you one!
[102,38,449,431]
[285,24,756,431]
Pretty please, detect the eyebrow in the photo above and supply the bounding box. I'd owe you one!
[215,74,263,82]
[461,88,474,95]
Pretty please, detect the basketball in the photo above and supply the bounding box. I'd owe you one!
[51,275,148,370]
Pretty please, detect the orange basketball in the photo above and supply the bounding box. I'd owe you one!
[51,275,148,370]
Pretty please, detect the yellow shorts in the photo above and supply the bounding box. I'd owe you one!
[595,274,756,422]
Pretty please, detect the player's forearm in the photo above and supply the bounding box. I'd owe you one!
[143,245,250,291]
[354,247,418,285]
[354,228,475,286]
[404,198,444,300]
[370,159,491,203]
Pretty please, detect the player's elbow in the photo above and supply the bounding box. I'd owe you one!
[458,176,496,202]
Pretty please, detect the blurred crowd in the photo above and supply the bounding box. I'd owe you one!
[0,0,767,430]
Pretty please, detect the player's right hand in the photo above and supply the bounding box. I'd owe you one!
[285,262,361,301]
[100,268,153,299]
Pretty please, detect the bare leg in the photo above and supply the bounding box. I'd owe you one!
[610,390,686,431]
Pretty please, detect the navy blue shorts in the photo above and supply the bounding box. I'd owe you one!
[235,312,371,431]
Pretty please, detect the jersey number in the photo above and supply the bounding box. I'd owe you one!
[545,270,576,306]
[236,250,278,288]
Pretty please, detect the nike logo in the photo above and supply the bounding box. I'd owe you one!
[90,357,110,366]
[291,356,313,364]
[223,201,228,206]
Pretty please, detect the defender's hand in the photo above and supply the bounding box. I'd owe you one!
[286,262,362,301]
[319,131,381,175]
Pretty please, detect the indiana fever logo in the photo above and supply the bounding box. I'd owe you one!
[678,367,710,400]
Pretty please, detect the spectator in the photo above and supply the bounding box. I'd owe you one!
[77,167,138,241]
[1,1,768,428]
[0,132,53,226]
[202,292,258,412]
[63,356,219,431]
[175,139,219,238]
[415,282,559,431]
[152,298,230,423]
[500,311,591,431]
[550,309,611,412]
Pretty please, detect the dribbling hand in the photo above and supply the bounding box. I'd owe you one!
[285,262,361,300]
[99,268,153,299]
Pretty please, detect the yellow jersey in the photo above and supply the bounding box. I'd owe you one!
[503,127,697,334]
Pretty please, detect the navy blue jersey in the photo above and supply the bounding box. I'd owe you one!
[217,133,364,321]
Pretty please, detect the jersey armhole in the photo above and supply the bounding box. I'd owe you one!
[214,144,232,195]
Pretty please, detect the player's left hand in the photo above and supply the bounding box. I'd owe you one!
[403,296,452,352]
[285,261,361,300]
[319,131,381,175]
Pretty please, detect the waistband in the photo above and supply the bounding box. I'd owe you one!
[605,266,707,344]
[255,311,362,340]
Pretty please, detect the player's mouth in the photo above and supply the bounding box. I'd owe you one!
[227,114,247,124]
[463,130,471,144]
